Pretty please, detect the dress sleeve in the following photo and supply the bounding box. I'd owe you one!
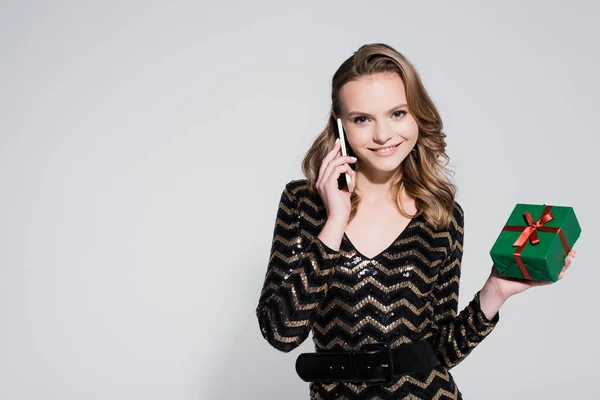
[430,203,500,369]
[255,182,341,352]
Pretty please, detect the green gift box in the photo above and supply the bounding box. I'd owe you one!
[490,204,581,282]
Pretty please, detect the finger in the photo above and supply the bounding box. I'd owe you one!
[320,156,356,186]
[564,253,575,268]
[328,163,352,186]
[348,164,356,191]
[317,140,341,187]
[324,164,353,191]
[560,264,567,274]
[318,140,342,180]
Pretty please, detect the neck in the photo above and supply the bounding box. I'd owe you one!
[355,166,403,204]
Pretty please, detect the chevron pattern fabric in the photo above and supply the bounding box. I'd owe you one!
[256,179,500,399]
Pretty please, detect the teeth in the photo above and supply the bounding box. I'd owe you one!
[375,144,397,153]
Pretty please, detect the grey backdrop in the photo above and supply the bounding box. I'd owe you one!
[1,0,598,399]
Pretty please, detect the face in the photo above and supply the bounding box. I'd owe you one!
[337,71,419,173]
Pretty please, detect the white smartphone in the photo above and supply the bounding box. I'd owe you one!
[336,118,354,193]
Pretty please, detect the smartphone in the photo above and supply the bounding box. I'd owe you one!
[336,118,354,193]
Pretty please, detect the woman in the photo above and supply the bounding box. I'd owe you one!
[255,43,575,399]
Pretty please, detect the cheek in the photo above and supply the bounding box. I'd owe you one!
[406,118,419,139]
[347,132,370,150]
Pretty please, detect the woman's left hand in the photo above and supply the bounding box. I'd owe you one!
[487,250,576,300]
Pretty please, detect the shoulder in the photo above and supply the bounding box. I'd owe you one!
[278,179,314,208]
[452,200,464,224]
[428,200,463,232]
[283,178,310,197]
[282,178,319,205]
[282,179,326,228]
[449,200,464,241]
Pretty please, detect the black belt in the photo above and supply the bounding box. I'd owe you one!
[295,340,440,386]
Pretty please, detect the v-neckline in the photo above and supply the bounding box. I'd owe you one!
[342,213,421,261]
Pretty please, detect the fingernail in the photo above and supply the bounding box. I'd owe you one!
[335,138,340,143]
[351,156,357,161]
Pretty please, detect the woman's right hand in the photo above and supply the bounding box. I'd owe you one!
[316,138,357,223]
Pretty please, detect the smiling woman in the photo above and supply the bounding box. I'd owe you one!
[302,45,456,231]
[255,43,502,400]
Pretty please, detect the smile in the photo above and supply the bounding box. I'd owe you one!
[369,143,401,156]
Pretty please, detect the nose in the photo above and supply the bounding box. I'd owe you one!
[373,120,394,144]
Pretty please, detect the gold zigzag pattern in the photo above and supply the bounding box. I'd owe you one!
[267,294,309,329]
[263,282,318,311]
[319,368,454,395]
[266,307,302,344]
[392,333,424,347]
[262,278,459,340]
[331,276,432,296]
[277,199,295,217]
[335,258,439,282]
[270,233,301,250]
[290,181,310,195]
[388,235,449,255]
[318,295,432,317]
[300,211,324,228]
[267,259,330,294]
[434,285,460,305]
[385,368,452,392]
[269,250,335,282]
[381,246,447,267]
[314,314,433,335]
[439,258,460,276]
[313,333,420,350]
[273,217,298,232]
[432,305,491,367]
[298,196,324,214]
[313,333,380,350]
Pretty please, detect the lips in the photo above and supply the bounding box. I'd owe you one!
[369,143,401,151]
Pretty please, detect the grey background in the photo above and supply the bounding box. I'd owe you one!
[1,0,598,399]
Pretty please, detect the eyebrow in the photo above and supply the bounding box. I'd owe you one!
[347,103,408,118]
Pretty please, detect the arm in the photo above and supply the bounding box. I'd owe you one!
[255,182,342,352]
[479,277,508,321]
[430,203,501,369]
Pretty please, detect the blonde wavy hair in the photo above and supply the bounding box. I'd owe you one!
[301,43,457,231]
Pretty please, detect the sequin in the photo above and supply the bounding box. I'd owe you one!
[256,179,499,400]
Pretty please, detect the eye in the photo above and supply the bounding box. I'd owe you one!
[353,116,368,124]
[392,110,406,118]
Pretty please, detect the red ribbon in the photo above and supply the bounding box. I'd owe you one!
[501,205,571,280]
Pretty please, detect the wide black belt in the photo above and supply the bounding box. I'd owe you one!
[295,340,440,386]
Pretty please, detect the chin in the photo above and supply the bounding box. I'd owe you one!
[364,159,406,172]
[366,152,407,167]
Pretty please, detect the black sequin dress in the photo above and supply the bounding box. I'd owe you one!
[256,179,500,399]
